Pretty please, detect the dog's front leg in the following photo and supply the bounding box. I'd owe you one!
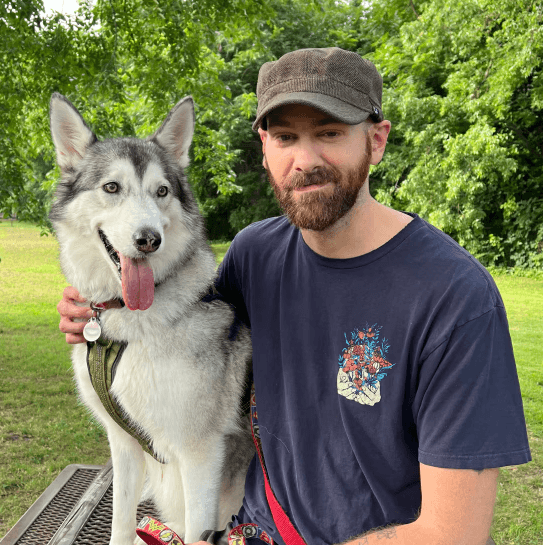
[181,438,226,543]
[109,431,146,545]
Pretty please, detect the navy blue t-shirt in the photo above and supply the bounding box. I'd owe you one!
[215,214,531,545]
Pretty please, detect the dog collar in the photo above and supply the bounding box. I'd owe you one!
[91,299,125,312]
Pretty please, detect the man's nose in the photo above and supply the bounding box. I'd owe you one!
[292,141,324,172]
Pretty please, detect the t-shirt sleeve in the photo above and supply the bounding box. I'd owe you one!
[214,237,250,327]
[414,305,532,469]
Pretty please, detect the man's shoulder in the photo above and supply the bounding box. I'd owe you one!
[406,216,503,310]
[414,218,490,275]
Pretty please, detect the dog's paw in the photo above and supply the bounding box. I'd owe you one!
[133,535,147,545]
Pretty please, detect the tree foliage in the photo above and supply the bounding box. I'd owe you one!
[370,0,543,268]
[1,0,542,267]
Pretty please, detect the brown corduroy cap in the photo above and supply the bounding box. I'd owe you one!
[253,47,384,131]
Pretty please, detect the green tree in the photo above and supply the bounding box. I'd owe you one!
[0,0,274,232]
[1,0,359,239]
[3,0,542,268]
[370,0,543,268]
[0,0,132,228]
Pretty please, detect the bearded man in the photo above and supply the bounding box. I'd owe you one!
[58,48,531,545]
[201,48,530,545]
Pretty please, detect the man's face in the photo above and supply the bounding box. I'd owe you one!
[259,104,376,232]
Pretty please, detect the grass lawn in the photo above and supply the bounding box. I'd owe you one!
[1,222,542,543]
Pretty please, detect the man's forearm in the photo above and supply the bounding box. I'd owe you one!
[339,523,410,545]
[339,521,492,545]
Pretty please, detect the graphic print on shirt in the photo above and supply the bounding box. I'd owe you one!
[337,325,396,406]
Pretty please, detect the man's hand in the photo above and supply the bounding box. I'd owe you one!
[57,286,93,344]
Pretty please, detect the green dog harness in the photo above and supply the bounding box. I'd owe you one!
[86,337,164,462]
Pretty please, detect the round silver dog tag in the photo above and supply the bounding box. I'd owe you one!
[83,317,102,342]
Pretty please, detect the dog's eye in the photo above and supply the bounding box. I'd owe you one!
[157,186,168,197]
[103,182,119,194]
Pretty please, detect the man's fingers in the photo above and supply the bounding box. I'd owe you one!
[57,297,93,320]
[59,315,87,335]
[66,332,86,344]
[63,285,87,303]
[60,316,87,344]
[58,285,92,345]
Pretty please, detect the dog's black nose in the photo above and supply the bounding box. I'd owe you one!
[134,228,161,253]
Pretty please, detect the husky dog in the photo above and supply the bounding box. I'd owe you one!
[49,94,254,545]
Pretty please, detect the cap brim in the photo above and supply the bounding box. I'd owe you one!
[252,91,372,131]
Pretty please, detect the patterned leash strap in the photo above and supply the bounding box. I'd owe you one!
[137,517,184,545]
[136,516,273,545]
[228,523,273,545]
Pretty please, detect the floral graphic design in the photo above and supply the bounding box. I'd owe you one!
[337,325,395,406]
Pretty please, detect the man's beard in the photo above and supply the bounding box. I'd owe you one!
[267,138,373,232]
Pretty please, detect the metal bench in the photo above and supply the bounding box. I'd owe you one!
[1,460,160,545]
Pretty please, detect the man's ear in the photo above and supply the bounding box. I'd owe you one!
[370,120,391,165]
[258,128,268,169]
[258,128,267,147]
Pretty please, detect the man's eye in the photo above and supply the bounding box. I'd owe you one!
[278,135,293,142]
[103,182,119,193]
[323,131,340,138]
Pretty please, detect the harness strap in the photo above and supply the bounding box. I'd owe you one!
[86,338,163,462]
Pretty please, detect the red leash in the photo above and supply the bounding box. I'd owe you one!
[249,388,306,545]
[136,517,274,545]
[136,517,184,545]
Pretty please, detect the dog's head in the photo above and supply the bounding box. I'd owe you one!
[49,94,206,309]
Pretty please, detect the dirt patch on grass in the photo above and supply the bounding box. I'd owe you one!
[5,433,33,442]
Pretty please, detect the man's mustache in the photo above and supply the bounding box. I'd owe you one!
[286,167,340,189]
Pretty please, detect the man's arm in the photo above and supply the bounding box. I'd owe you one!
[340,464,499,545]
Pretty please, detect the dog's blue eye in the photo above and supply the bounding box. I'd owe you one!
[157,186,168,197]
[103,182,119,193]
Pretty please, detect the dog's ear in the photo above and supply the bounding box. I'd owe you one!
[50,93,97,172]
[150,96,195,169]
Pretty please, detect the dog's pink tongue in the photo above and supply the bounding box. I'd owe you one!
[119,254,154,310]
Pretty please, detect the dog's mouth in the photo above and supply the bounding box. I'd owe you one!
[99,229,122,279]
[98,229,154,311]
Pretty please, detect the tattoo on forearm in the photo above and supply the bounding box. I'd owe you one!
[373,527,398,540]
